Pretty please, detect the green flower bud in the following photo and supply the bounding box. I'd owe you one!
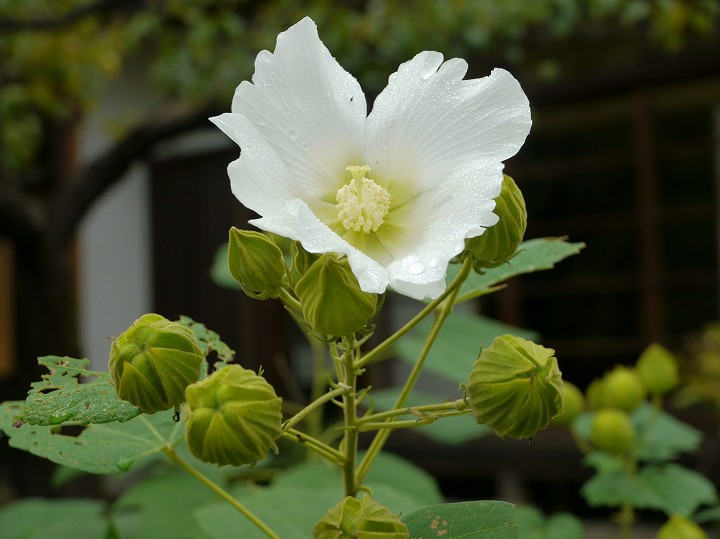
[295,254,377,337]
[466,335,563,439]
[636,344,679,396]
[109,314,203,414]
[553,382,585,426]
[586,377,606,411]
[289,241,320,287]
[313,496,409,539]
[184,365,282,466]
[228,227,286,299]
[658,515,707,539]
[590,408,635,454]
[465,175,526,270]
[600,366,646,412]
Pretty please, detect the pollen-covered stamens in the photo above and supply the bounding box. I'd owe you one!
[336,165,391,233]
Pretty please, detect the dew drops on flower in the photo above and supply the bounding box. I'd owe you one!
[211,17,531,300]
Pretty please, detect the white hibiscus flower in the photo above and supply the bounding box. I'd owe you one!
[212,17,531,300]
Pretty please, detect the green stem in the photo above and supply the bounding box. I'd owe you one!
[357,400,465,424]
[356,258,472,485]
[282,386,347,432]
[282,428,345,465]
[163,445,279,539]
[340,338,360,496]
[354,260,473,370]
[306,337,330,439]
[358,410,470,432]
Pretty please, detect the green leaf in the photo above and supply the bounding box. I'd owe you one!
[22,356,141,425]
[632,403,702,461]
[515,505,583,539]
[450,238,584,303]
[0,498,109,539]
[368,388,490,445]
[179,316,235,364]
[272,452,443,516]
[396,312,538,384]
[113,470,216,539]
[0,401,181,474]
[582,464,717,516]
[195,485,340,539]
[403,500,518,538]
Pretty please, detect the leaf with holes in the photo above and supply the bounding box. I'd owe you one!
[21,356,141,426]
[179,316,235,367]
[403,500,518,538]
[1,401,181,474]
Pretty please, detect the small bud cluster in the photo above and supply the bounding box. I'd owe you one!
[227,226,379,339]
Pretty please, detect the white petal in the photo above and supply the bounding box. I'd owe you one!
[231,17,366,197]
[210,113,297,217]
[365,53,531,192]
[386,160,504,300]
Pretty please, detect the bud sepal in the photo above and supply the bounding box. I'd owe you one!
[313,496,409,539]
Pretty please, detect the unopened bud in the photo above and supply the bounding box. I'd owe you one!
[109,314,203,413]
[636,344,679,396]
[600,366,646,412]
[466,335,563,438]
[590,408,635,454]
[553,382,585,426]
[465,175,526,270]
[228,227,286,299]
[313,496,409,539]
[295,254,377,337]
[184,365,282,466]
[658,514,707,539]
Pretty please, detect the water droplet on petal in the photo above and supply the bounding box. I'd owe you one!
[428,259,440,269]
[408,261,425,275]
[257,119,267,127]
[288,129,298,139]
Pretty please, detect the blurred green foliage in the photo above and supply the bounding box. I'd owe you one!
[1,0,718,173]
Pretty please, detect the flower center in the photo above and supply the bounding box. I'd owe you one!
[336,165,391,233]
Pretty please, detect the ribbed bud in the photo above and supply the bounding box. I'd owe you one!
[466,335,563,438]
[553,382,585,426]
[295,254,377,337]
[658,515,707,539]
[465,175,526,270]
[636,344,679,396]
[109,314,203,414]
[228,227,286,299]
[313,496,409,539]
[590,408,635,454]
[184,365,282,466]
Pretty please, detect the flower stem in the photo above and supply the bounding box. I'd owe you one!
[356,400,465,424]
[340,337,360,496]
[282,386,347,432]
[163,445,279,539]
[282,428,345,465]
[358,410,470,432]
[356,258,472,485]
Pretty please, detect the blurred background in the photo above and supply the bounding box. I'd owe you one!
[1,0,719,519]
